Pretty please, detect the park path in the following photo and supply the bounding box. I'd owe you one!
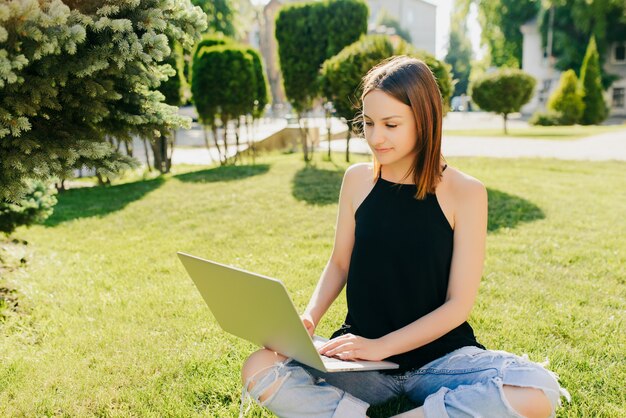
[130,109,626,165]
[316,129,626,161]
[167,126,626,164]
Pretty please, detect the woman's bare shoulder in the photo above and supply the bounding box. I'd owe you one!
[446,165,484,189]
[344,162,375,185]
[445,165,487,212]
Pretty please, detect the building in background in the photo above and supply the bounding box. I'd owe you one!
[521,17,626,117]
[605,41,626,117]
[367,0,436,56]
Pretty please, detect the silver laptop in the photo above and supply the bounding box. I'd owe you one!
[177,252,398,373]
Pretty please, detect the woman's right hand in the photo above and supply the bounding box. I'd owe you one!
[300,312,316,337]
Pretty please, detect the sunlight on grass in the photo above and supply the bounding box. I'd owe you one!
[1,151,624,416]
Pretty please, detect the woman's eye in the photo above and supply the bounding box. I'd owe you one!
[364,122,396,128]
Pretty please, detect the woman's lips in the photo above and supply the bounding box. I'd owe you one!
[375,148,392,153]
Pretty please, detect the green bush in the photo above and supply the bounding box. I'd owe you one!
[547,69,584,125]
[0,181,58,236]
[528,110,563,126]
[243,47,271,118]
[192,33,232,61]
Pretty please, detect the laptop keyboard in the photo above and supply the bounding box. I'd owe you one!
[312,336,355,363]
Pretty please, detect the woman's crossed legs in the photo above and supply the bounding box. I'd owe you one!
[239,346,570,418]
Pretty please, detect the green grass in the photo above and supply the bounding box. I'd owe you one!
[1,151,625,417]
[443,124,626,139]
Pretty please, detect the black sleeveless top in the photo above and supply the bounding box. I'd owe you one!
[330,164,485,375]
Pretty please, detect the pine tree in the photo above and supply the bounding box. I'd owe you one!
[547,69,584,125]
[579,36,608,125]
[0,0,207,202]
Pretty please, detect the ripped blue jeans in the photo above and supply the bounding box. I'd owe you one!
[239,346,571,418]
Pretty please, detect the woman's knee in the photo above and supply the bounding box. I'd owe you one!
[241,349,289,403]
[501,358,570,417]
[502,384,552,418]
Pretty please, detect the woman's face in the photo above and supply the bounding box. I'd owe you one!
[362,89,418,165]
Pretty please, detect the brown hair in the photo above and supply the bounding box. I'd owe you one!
[356,55,445,200]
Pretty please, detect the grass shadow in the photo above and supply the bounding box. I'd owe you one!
[174,163,271,183]
[44,176,166,226]
[291,167,543,231]
[292,165,344,205]
[487,188,544,231]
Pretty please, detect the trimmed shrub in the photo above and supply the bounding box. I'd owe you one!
[547,69,584,125]
[471,69,536,134]
[529,110,563,126]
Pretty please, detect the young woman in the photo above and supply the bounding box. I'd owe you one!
[238,56,570,418]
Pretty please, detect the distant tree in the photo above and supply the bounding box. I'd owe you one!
[579,37,608,125]
[275,0,368,161]
[547,69,584,125]
[184,33,232,101]
[192,44,267,165]
[539,0,626,89]
[376,8,412,43]
[320,35,453,162]
[445,0,473,96]
[477,0,540,68]
[471,69,536,134]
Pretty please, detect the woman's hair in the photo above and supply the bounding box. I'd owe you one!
[356,55,445,200]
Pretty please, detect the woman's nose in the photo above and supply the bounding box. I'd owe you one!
[367,128,386,146]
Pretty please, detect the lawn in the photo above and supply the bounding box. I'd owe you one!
[1,151,624,417]
[443,124,626,140]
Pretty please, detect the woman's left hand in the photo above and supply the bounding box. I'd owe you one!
[317,334,387,362]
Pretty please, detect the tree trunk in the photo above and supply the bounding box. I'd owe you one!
[165,129,174,173]
[210,124,224,166]
[143,138,152,172]
[201,126,214,165]
[123,139,133,157]
[149,134,170,174]
[160,132,168,172]
[345,122,352,163]
[298,112,310,162]
[221,117,230,165]
[96,172,111,186]
[326,108,332,160]
[503,113,508,135]
[150,139,162,173]
[246,115,256,165]
[234,117,241,165]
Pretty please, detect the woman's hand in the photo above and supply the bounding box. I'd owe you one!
[317,334,387,362]
[300,312,316,337]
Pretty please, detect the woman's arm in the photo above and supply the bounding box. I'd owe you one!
[303,164,361,328]
[319,176,488,361]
